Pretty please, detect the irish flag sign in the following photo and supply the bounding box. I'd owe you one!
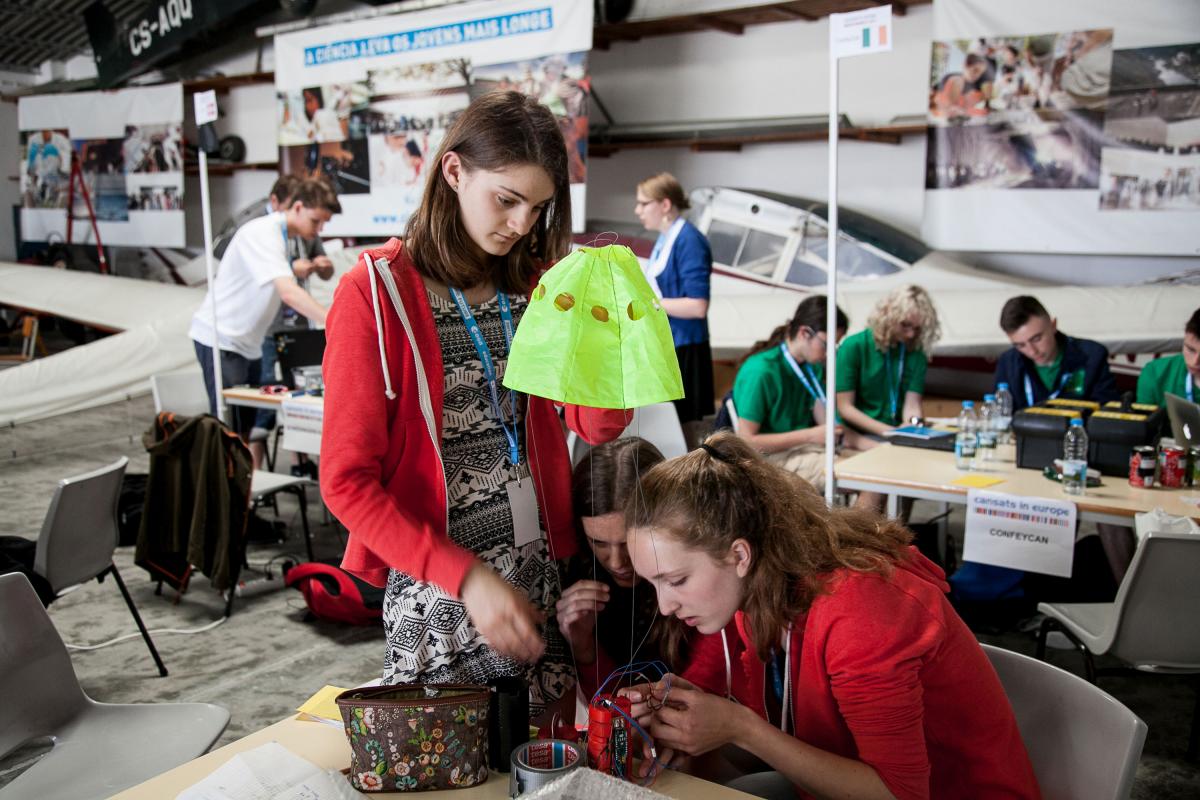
[830,4,892,59]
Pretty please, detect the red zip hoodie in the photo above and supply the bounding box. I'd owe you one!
[320,239,630,595]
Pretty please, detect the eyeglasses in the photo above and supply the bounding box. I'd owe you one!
[634,199,654,208]
[898,320,923,335]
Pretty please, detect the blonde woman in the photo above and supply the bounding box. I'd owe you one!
[835,285,941,438]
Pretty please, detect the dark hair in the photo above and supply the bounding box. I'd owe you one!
[965,53,987,68]
[626,432,912,663]
[291,176,342,214]
[404,139,422,159]
[741,295,848,364]
[302,87,323,121]
[1000,295,1050,334]
[270,175,301,205]
[404,90,572,295]
[573,437,664,520]
[1187,307,1200,339]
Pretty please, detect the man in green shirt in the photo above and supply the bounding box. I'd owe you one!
[835,285,939,435]
[1137,307,1200,407]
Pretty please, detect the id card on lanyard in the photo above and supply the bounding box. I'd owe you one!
[448,288,540,547]
[885,344,906,423]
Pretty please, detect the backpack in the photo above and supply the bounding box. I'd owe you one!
[285,561,383,626]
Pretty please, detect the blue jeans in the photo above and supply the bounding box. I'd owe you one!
[193,340,261,437]
[254,336,279,431]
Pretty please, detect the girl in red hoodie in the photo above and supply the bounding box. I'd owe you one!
[623,432,1041,800]
[320,91,629,721]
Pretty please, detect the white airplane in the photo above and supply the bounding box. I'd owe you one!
[2,186,1195,424]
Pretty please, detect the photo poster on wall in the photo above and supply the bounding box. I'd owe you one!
[923,0,1200,255]
[273,0,593,238]
[18,83,185,248]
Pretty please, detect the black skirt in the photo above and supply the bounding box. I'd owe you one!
[673,341,715,424]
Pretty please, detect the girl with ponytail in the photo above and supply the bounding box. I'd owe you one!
[622,433,1040,800]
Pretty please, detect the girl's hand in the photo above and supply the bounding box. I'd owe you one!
[648,679,747,756]
[460,563,545,663]
[555,580,609,663]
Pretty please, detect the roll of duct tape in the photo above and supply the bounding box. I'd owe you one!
[508,738,583,797]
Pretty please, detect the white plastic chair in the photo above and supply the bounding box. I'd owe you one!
[1037,531,1200,760]
[32,456,167,676]
[568,402,689,466]
[982,643,1147,800]
[150,368,209,416]
[0,573,229,800]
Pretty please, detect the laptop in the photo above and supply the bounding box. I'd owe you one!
[274,329,326,387]
[1165,392,1200,448]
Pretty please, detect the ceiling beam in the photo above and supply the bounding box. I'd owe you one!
[772,6,816,22]
[697,15,745,36]
[892,2,908,16]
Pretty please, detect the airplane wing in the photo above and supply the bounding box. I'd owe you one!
[709,281,1196,360]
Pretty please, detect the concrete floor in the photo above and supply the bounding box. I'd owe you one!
[1,395,1198,797]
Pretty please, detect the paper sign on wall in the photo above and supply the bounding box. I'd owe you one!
[193,90,218,125]
[830,4,893,59]
[962,489,1077,577]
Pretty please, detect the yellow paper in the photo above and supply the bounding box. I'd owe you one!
[297,684,347,722]
[951,474,1006,489]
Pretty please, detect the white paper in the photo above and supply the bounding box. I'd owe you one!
[508,478,542,547]
[962,489,1077,577]
[280,398,324,456]
[829,5,892,59]
[176,741,359,800]
[194,90,219,125]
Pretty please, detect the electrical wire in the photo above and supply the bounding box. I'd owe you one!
[64,615,228,651]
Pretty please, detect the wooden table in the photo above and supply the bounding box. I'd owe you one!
[222,387,324,456]
[836,443,1200,526]
[109,715,753,799]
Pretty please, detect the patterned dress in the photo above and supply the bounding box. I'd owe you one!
[381,289,573,716]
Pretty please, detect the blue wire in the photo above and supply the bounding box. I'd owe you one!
[602,697,668,786]
[591,659,672,705]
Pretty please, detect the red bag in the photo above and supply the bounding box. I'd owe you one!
[285,562,383,626]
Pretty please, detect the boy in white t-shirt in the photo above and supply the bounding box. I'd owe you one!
[189,178,341,436]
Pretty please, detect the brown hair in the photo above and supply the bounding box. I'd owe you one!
[269,175,301,206]
[740,295,848,366]
[291,177,342,214]
[999,295,1050,334]
[637,172,690,212]
[626,431,912,663]
[404,90,572,295]
[572,437,665,520]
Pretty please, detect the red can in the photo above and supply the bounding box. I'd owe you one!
[1159,444,1186,488]
[1130,446,1157,488]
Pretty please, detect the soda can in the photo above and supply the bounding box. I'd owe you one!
[1130,446,1157,488]
[1189,447,1200,488]
[1159,444,1186,488]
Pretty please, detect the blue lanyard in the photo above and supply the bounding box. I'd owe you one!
[279,219,292,265]
[779,344,825,403]
[448,288,521,467]
[1024,370,1072,407]
[1187,373,1194,403]
[885,343,906,422]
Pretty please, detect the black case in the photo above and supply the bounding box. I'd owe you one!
[1086,405,1165,476]
[1013,410,1077,471]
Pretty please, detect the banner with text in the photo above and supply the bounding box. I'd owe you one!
[273,0,592,237]
[962,489,1077,577]
[924,0,1200,255]
[18,83,185,247]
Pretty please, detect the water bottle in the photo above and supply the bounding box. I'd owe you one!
[975,394,997,468]
[995,382,1014,444]
[1062,418,1088,496]
[955,401,978,470]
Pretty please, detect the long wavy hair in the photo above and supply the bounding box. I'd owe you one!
[739,295,848,366]
[867,284,941,355]
[626,432,912,663]
[404,90,572,294]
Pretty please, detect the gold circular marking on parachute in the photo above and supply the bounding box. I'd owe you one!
[534,283,546,300]
[591,305,609,322]
[553,292,575,312]
[626,301,644,321]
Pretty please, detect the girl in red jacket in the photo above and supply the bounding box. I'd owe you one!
[320,91,629,721]
[623,432,1041,800]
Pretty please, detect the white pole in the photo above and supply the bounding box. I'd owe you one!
[824,56,839,506]
[199,149,225,421]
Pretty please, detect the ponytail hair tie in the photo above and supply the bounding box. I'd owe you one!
[699,443,730,463]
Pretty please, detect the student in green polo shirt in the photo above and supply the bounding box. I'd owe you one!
[732,296,864,490]
[1137,307,1200,407]
[835,284,941,436]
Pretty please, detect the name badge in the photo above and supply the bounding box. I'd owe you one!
[507,479,541,547]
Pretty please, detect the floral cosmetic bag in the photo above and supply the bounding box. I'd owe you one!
[336,684,491,792]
